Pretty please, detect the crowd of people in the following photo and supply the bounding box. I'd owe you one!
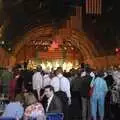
[0,63,120,120]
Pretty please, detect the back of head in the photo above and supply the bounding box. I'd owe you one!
[97,71,104,78]
[7,67,12,72]
[56,67,63,75]
[15,93,24,103]
[81,63,85,69]
[81,71,86,77]
[37,65,42,72]
[25,93,37,106]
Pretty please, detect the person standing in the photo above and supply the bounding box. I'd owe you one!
[9,69,20,100]
[0,67,13,97]
[79,71,92,120]
[50,67,71,120]
[70,71,81,120]
[32,65,43,100]
[90,72,108,120]
[43,72,51,87]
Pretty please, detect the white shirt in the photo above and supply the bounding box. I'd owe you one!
[43,74,51,87]
[81,71,86,77]
[32,72,43,90]
[103,72,108,78]
[50,73,71,98]
[112,70,120,85]
[46,94,54,112]
[90,72,95,78]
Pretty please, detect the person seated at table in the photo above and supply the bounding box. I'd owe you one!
[2,96,24,119]
[24,93,45,120]
[44,85,63,113]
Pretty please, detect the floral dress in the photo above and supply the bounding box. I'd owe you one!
[24,102,45,120]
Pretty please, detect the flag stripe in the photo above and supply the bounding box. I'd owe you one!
[95,0,97,14]
[86,0,89,14]
[88,0,90,13]
[94,0,97,14]
[100,0,102,14]
[92,0,94,14]
[85,0,102,15]
[97,0,99,14]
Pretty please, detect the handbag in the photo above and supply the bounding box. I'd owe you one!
[88,85,94,97]
[88,78,95,97]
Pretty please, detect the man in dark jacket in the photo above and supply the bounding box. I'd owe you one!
[79,72,92,120]
[44,85,63,113]
[104,71,114,119]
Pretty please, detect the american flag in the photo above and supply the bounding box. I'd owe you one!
[85,0,102,15]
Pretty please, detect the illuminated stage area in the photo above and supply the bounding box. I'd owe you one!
[27,59,79,72]
[27,48,79,71]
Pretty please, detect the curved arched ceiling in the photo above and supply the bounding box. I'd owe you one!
[13,25,99,60]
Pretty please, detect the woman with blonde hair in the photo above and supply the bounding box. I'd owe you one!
[24,92,45,120]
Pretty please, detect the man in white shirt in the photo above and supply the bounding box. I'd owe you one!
[32,65,43,100]
[50,67,71,105]
[112,69,120,85]
[50,67,71,120]
[43,73,51,87]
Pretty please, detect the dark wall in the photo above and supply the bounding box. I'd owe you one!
[1,0,120,55]
[83,0,120,56]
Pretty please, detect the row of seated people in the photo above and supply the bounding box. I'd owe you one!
[0,85,64,120]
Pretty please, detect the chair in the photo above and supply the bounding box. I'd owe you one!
[46,113,64,120]
[27,117,36,120]
[0,117,16,120]
[26,115,46,120]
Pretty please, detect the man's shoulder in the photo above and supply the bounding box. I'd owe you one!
[33,72,42,76]
[62,76,70,82]
[33,72,37,76]
[52,95,61,102]
[7,102,23,109]
[52,76,58,80]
